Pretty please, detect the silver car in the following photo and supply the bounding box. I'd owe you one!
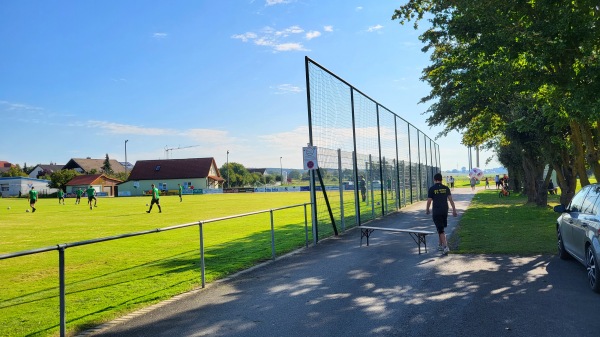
[554,183,600,293]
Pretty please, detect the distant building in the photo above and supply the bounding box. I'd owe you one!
[247,168,267,175]
[65,174,122,197]
[63,157,126,175]
[0,161,14,175]
[0,176,57,198]
[118,158,224,196]
[28,164,64,179]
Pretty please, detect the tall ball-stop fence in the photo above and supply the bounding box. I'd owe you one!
[305,57,441,240]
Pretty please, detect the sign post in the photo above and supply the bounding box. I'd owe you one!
[303,146,319,245]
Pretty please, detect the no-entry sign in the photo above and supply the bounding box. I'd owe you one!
[303,146,318,170]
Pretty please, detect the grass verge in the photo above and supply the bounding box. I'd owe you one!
[449,189,561,254]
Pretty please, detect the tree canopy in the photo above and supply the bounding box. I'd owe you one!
[393,0,600,205]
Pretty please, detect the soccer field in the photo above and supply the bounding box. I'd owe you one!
[0,192,311,337]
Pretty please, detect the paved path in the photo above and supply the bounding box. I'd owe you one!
[81,188,600,337]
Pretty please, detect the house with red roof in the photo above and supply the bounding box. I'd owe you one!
[65,174,123,197]
[118,158,224,196]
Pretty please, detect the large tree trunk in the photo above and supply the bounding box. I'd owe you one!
[570,121,591,185]
[580,125,600,179]
[553,152,577,206]
[521,152,546,205]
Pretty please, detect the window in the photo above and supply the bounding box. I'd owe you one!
[581,186,600,214]
[569,185,590,212]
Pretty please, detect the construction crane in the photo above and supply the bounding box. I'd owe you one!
[164,145,201,159]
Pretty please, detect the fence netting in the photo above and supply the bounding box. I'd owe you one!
[306,57,440,240]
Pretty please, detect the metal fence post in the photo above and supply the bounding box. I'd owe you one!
[270,210,276,259]
[198,221,205,288]
[304,203,309,248]
[337,148,345,231]
[58,244,66,337]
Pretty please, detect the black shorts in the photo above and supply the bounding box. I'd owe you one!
[88,196,96,201]
[432,213,448,233]
[151,198,160,205]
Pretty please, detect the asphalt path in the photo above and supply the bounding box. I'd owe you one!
[80,188,600,337]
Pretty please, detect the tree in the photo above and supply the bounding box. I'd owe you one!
[102,154,113,175]
[288,170,302,180]
[1,165,27,177]
[219,162,251,187]
[393,0,600,205]
[48,169,80,190]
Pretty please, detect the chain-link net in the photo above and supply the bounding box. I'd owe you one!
[306,58,440,241]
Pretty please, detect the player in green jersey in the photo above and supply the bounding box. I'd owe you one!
[75,188,83,204]
[58,189,65,205]
[29,186,38,213]
[146,184,162,213]
[86,186,97,210]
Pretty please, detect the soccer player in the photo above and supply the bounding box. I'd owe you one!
[86,185,97,210]
[146,184,162,213]
[425,173,457,255]
[75,188,83,204]
[58,189,65,205]
[178,183,183,202]
[29,186,38,213]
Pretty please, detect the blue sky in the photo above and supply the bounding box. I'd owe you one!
[0,0,498,171]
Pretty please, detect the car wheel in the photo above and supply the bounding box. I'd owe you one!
[557,226,570,260]
[586,245,600,293]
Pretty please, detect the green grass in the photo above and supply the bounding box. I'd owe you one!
[0,193,310,337]
[450,189,561,254]
[0,184,581,336]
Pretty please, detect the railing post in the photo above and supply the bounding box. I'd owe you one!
[58,244,66,337]
[198,221,205,288]
[270,210,276,259]
[304,203,309,248]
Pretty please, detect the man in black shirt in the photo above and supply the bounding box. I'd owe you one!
[426,173,458,255]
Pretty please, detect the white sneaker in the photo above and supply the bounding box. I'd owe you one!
[437,245,443,251]
[443,246,450,255]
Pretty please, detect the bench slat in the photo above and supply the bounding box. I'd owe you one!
[359,226,435,235]
[359,226,435,254]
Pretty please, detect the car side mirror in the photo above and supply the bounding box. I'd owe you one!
[553,204,567,213]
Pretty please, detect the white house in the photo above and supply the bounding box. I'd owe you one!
[0,177,58,198]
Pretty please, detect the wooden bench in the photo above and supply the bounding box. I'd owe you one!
[359,226,436,254]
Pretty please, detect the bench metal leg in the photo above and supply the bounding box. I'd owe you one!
[360,228,375,246]
[408,233,428,254]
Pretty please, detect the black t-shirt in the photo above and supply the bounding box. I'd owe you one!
[428,183,451,215]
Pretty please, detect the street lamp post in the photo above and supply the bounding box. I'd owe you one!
[227,150,229,189]
[124,140,129,177]
[280,156,283,185]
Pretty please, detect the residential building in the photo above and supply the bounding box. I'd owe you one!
[63,158,126,175]
[28,164,64,179]
[65,174,123,197]
[118,158,224,196]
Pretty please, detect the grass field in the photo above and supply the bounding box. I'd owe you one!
[0,184,575,336]
[0,193,311,337]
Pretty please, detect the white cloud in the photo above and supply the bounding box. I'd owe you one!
[152,32,168,39]
[231,32,257,42]
[272,84,302,94]
[356,6,363,11]
[323,25,333,32]
[274,43,307,52]
[306,31,321,40]
[85,121,175,136]
[265,0,294,6]
[0,100,43,111]
[367,25,384,32]
[232,25,311,52]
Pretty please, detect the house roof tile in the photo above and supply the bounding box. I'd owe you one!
[127,158,220,181]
